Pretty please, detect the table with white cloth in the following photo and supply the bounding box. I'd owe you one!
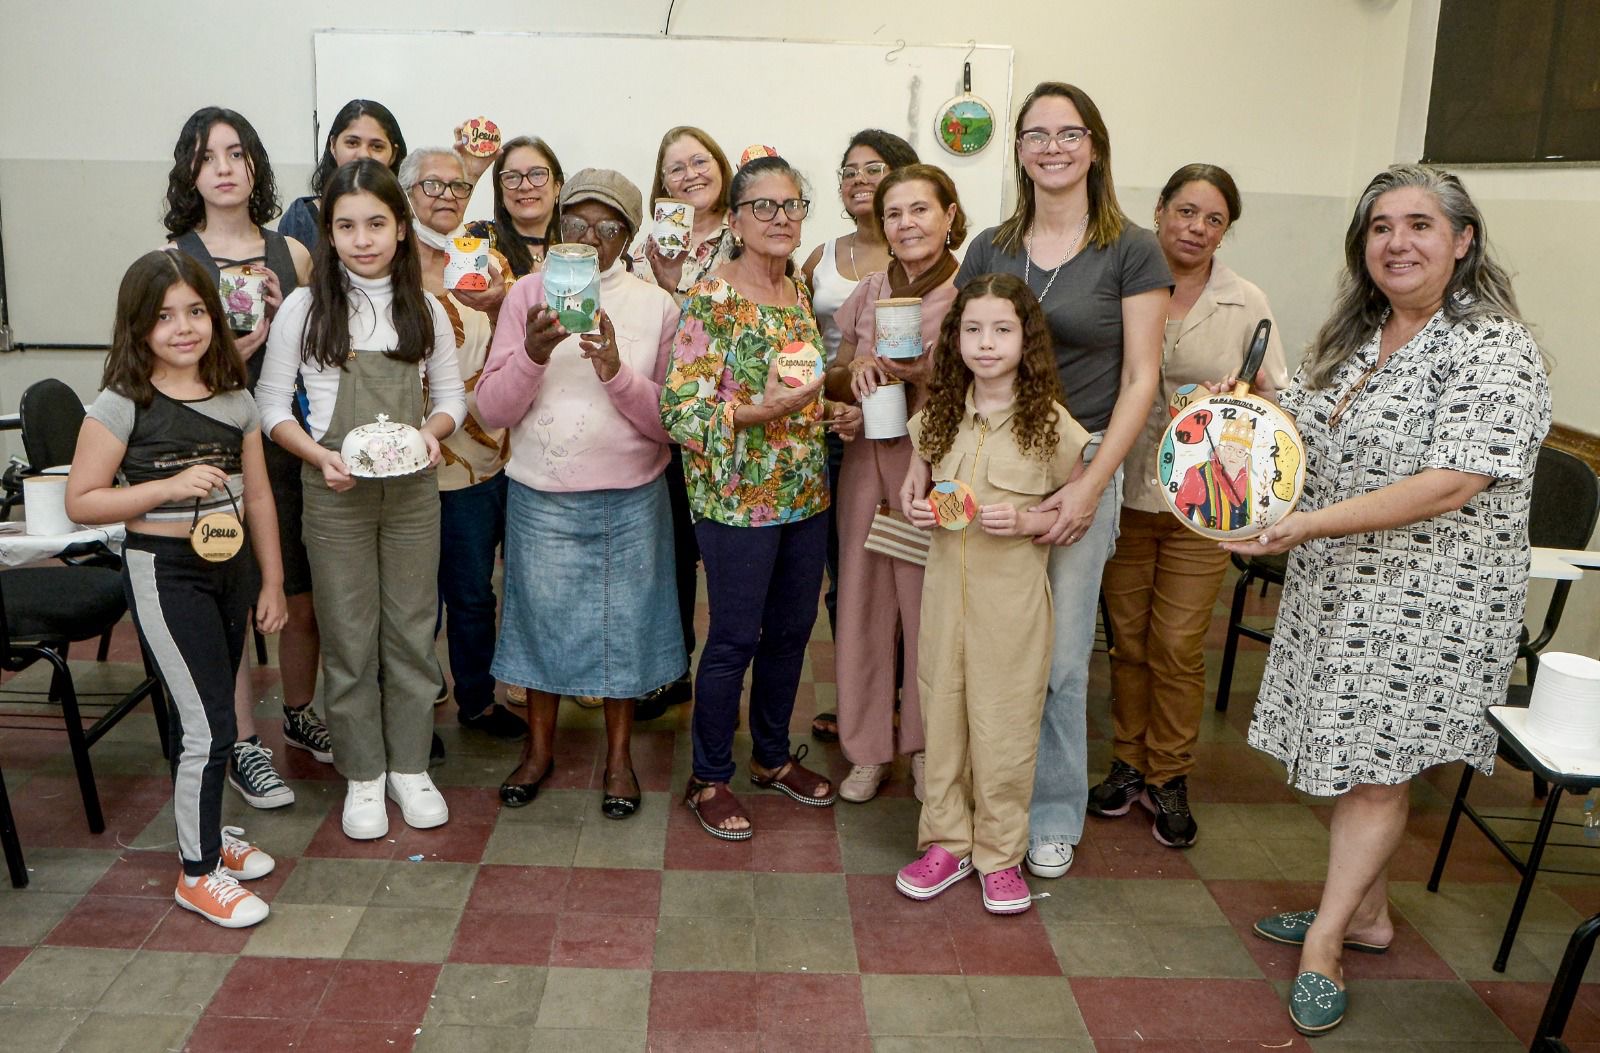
[0,521,125,569]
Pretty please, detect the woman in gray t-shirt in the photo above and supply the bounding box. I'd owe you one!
[954,81,1171,881]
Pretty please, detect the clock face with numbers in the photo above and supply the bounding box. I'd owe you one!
[1158,391,1305,541]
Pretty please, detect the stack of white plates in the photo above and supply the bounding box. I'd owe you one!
[1525,651,1600,752]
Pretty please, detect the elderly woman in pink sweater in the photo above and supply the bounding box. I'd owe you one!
[477,169,684,820]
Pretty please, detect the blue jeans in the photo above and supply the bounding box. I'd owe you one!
[437,472,507,719]
[1029,440,1122,849]
[691,513,829,783]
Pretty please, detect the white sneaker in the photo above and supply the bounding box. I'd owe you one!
[1025,840,1075,879]
[342,776,389,840]
[387,771,449,829]
[839,763,891,803]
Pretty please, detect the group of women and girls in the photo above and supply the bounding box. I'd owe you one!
[61,74,1551,1036]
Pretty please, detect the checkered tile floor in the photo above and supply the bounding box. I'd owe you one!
[3,575,1600,1050]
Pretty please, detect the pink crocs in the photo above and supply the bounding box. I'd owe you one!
[981,865,1032,915]
[895,845,973,901]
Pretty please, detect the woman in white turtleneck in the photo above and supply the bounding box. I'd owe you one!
[256,159,464,843]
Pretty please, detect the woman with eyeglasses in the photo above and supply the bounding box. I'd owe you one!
[478,169,686,820]
[400,146,526,746]
[661,149,861,841]
[629,126,737,720]
[633,126,736,301]
[278,99,407,252]
[798,129,919,739]
[954,81,1171,882]
[464,136,565,279]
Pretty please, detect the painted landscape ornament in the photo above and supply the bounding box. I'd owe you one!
[936,59,995,156]
[1158,320,1305,541]
[544,243,601,333]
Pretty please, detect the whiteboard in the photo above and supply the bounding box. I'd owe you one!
[312,30,1013,253]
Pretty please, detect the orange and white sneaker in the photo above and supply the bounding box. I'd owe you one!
[175,864,270,928]
[220,826,275,881]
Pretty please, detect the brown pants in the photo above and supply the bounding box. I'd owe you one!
[1101,508,1229,786]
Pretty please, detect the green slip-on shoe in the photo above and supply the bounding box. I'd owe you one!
[1289,971,1347,1035]
[1252,909,1390,954]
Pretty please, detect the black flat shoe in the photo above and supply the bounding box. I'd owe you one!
[601,768,641,820]
[499,758,555,808]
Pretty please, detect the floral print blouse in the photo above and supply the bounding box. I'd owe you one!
[660,276,830,527]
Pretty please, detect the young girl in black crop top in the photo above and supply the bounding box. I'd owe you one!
[66,249,287,930]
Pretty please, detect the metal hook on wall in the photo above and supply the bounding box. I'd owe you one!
[963,39,976,64]
[885,39,905,63]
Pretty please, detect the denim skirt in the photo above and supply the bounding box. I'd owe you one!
[492,476,686,698]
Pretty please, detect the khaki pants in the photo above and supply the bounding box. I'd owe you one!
[302,466,441,780]
[1101,508,1230,786]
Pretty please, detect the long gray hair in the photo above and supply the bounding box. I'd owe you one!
[1301,164,1521,389]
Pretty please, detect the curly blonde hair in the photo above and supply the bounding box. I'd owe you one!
[917,273,1064,465]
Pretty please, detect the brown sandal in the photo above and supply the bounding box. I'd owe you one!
[684,778,754,841]
[750,744,837,807]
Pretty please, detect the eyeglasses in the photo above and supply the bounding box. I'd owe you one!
[1019,127,1091,151]
[498,167,552,190]
[558,216,629,242]
[663,155,714,183]
[416,178,473,199]
[838,161,890,182]
[734,197,810,222]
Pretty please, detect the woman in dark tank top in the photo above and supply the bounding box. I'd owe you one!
[278,99,408,252]
[162,106,331,810]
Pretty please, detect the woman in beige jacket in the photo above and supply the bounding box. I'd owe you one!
[1091,164,1289,848]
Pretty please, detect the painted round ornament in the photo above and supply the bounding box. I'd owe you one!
[1158,320,1305,541]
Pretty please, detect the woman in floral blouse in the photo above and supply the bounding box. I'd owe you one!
[661,150,859,840]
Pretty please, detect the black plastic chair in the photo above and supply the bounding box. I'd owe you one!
[0,755,24,888]
[1532,911,1600,1052]
[1427,445,1600,972]
[3,379,88,522]
[1212,551,1289,712]
[0,565,168,835]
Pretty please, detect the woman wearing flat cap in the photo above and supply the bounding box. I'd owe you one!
[477,168,686,820]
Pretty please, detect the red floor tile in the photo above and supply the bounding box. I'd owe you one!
[301,809,404,860]
[808,641,836,684]
[649,971,761,1032]
[466,864,569,913]
[209,957,338,1017]
[447,908,555,965]
[42,894,169,949]
[750,829,843,874]
[1071,828,1199,880]
[1097,1040,1312,1052]
[561,866,662,915]
[392,818,495,864]
[317,960,440,1023]
[89,851,183,898]
[184,1014,308,1052]
[550,911,656,969]
[757,972,867,1034]
[1186,744,1300,804]
[9,773,170,850]
[648,1032,755,1053]
[143,904,255,954]
[0,946,30,985]
[747,792,839,833]
[948,913,1062,976]
[300,1018,416,1052]
[1071,977,1303,1042]
[631,729,678,793]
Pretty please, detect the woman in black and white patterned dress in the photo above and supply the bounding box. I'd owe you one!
[1220,165,1551,1037]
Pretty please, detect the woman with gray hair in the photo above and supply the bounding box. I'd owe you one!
[1222,165,1550,1036]
[403,145,525,741]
